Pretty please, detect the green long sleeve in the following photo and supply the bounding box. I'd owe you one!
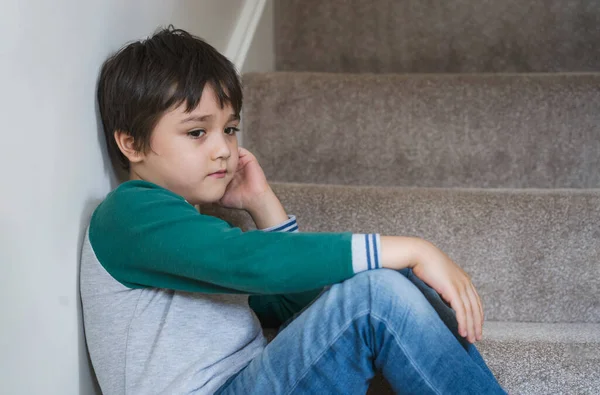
[247,214,324,327]
[89,180,356,294]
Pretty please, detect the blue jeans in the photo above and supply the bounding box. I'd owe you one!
[216,269,507,394]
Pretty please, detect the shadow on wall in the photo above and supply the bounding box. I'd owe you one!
[78,197,103,395]
[76,92,128,395]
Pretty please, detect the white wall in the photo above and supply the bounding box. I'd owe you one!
[242,0,275,73]
[0,1,249,393]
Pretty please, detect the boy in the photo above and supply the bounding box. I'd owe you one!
[81,27,506,394]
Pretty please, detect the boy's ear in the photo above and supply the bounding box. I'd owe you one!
[114,130,144,164]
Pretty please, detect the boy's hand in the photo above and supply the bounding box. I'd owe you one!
[219,148,288,228]
[219,148,271,211]
[381,237,484,344]
[411,240,484,344]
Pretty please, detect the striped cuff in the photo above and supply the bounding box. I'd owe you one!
[351,234,381,273]
[260,215,298,233]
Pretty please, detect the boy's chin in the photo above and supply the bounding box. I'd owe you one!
[193,193,226,207]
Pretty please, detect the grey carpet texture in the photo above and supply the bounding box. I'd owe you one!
[201,183,600,324]
[275,0,600,73]
[477,322,600,394]
[242,72,600,189]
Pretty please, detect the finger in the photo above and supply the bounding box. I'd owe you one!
[460,289,476,343]
[471,284,484,340]
[477,286,484,323]
[467,285,482,341]
[449,291,468,339]
[471,283,484,325]
[238,147,255,158]
[237,147,257,165]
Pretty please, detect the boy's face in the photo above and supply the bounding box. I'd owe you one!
[130,85,240,205]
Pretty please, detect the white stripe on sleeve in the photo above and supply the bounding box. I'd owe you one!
[351,233,381,273]
[260,215,298,233]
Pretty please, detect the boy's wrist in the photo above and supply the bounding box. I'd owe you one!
[381,236,428,270]
[245,188,289,229]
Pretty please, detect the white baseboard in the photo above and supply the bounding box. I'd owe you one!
[225,0,267,71]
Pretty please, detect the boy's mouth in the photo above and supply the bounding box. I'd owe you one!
[208,169,227,178]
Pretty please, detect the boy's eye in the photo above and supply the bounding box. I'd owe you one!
[188,129,205,138]
[225,127,240,136]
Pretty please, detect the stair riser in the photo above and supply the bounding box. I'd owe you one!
[276,0,600,73]
[203,184,600,323]
[244,73,600,188]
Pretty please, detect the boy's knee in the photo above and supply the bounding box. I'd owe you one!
[348,269,435,319]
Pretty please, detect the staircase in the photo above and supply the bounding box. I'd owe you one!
[210,1,600,393]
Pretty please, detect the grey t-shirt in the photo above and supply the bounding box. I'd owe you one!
[81,229,266,394]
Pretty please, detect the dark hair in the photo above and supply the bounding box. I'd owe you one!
[98,26,243,169]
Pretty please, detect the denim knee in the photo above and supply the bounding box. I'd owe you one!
[344,269,437,322]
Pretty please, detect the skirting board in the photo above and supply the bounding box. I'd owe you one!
[225,0,267,71]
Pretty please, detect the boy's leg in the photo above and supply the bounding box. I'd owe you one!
[399,268,499,382]
[216,269,506,395]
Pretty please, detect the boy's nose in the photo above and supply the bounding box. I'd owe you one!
[210,134,231,160]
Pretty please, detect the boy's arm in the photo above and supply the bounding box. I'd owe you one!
[89,181,383,295]
[92,182,482,342]
[219,147,484,342]
[248,213,324,328]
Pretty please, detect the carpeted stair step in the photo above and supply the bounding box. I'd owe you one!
[242,72,600,188]
[275,0,600,73]
[475,321,600,394]
[202,182,600,324]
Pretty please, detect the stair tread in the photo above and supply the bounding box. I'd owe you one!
[479,322,600,394]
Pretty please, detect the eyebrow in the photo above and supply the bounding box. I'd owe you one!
[180,114,240,124]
